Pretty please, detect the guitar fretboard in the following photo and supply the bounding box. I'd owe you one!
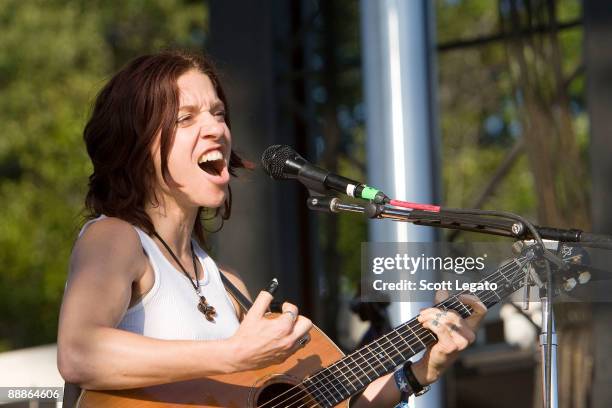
[302,255,528,408]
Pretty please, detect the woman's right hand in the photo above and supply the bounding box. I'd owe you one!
[226,291,312,372]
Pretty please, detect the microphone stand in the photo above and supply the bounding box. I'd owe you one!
[306,196,608,408]
[540,290,557,408]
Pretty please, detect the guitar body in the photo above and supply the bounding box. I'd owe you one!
[77,324,349,408]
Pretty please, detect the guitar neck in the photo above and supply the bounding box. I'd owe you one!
[301,256,528,408]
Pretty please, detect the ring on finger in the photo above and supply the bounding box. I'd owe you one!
[298,334,311,347]
[449,323,460,332]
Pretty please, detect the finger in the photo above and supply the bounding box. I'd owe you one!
[446,321,476,347]
[418,307,448,322]
[244,291,274,321]
[434,289,450,303]
[421,318,458,353]
[281,302,299,323]
[418,307,442,319]
[421,308,476,348]
[458,294,487,330]
[440,309,462,324]
[291,316,313,340]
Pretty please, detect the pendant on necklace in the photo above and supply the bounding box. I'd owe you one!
[198,297,217,322]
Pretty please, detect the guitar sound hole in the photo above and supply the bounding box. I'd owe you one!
[256,381,317,407]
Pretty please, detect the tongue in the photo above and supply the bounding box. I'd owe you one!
[199,161,221,176]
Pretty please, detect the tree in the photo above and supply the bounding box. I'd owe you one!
[0,0,206,349]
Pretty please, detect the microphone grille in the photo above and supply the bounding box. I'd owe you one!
[261,145,296,179]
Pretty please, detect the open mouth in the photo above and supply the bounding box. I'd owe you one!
[198,150,226,176]
[198,160,225,176]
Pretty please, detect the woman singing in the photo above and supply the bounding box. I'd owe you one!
[57,50,487,407]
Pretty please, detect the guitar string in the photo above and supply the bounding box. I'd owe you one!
[263,256,525,408]
[300,285,513,408]
[269,269,523,408]
[259,259,528,408]
[297,255,528,403]
[279,293,499,408]
[262,260,526,408]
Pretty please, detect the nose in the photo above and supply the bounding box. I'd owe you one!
[199,113,225,140]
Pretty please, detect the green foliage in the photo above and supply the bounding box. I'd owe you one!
[0,0,206,349]
[435,0,585,227]
[0,0,588,349]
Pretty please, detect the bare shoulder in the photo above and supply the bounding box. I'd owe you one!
[70,217,146,284]
[60,217,148,331]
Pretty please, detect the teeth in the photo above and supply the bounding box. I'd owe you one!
[198,150,224,163]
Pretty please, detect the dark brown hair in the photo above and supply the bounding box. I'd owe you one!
[84,50,247,244]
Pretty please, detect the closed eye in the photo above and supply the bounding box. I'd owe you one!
[177,114,194,126]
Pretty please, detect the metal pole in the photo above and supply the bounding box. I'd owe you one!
[539,297,558,408]
[360,1,441,407]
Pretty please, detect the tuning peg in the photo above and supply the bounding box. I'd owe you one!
[563,277,577,292]
[578,271,591,284]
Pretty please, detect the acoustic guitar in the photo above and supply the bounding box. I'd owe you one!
[77,243,584,408]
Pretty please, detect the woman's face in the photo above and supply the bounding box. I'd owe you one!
[152,69,232,210]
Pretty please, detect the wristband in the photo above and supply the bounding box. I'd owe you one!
[393,366,411,394]
[393,366,411,407]
[403,361,430,397]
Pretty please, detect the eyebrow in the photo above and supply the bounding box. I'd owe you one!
[178,100,225,112]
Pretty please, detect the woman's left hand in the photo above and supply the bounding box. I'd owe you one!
[413,291,488,385]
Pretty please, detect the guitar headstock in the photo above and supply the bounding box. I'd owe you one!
[555,242,592,292]
[518,240,592,296]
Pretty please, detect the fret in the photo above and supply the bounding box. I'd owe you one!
[356,349,380,379]
[368,342,394,374]
[368,346,387,374]
[394,326,416,355]
[384,330,412,361]
[339,358,365,388]
[349,352,373,383]
[331,361,358,394]
[457,301,472,318]
[376,336,402,370]
[484,292,502,309]
[436,256,528,316]
[299,254,534,407]
[329,364,352,397]
[378,334,405,366]
[321,366,342,402]
[405,321,428,349]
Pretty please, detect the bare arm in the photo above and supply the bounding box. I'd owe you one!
[57,218,311,390]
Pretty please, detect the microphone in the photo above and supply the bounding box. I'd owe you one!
[261,145,388,202]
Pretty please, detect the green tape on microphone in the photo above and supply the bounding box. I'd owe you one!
[360,185,381,200]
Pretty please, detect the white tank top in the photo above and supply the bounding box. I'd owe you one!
[79,215,240,341]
